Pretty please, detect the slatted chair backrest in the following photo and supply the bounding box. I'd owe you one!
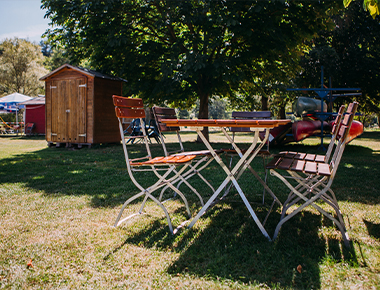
[152,107,180,132]
[113,95,152,166]
[266,102,358,180]
[113,96,145,118]
[329,102,358,178]
[152,106,184,155]
[231,111,272,133]
[325,105,345,162]
[231,111,272,152]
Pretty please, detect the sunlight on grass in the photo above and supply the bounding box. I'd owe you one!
[69,170,84,174]
[0,131,379,289]
[344,163,354,168]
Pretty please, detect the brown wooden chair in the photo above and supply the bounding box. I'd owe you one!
[152,106,222,200]
[266,102,359,247]
[222,111,273,203]
[275,104,346,165]
[113,95,207,234]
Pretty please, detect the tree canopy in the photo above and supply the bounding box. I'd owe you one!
[0,38,48,97]
[42,0,341,137]
[299,0,380,117]
[344,0,380,18]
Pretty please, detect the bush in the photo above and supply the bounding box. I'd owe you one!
[0,110,23,122]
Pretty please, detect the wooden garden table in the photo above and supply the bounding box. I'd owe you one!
[161,118,291,240]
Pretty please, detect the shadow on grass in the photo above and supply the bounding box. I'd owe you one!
[0,141,212,209]
[0,132,379,207]
[0,135,46,140]
[363,219,380,240]
[112,201,357,288]
[0,144,133,208]
[2,134,373,287]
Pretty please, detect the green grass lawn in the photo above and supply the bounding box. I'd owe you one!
[0,131,379,289]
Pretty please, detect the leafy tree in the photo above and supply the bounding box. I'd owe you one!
[299,1,380,118]
[40,40,52,57]
[0,38,48,96]
[43,46,72,71]
[191,96,231,119]
[344,0,380,18]
[42,0,341,139]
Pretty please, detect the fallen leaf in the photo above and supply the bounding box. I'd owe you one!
[27,259,33,268]
[297,265,302,273]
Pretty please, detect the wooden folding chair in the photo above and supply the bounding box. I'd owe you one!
[266,102,359,247]
[223,111,272,203]
[113,95,205,234]
[152,106,222,201]
[276,104,346,165]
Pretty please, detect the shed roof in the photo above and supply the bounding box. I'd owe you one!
[39,64,127,82]
[19,96,45,105]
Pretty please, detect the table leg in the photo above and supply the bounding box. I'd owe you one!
[188,128,272,240]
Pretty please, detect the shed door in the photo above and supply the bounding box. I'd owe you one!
[50,78,87,143]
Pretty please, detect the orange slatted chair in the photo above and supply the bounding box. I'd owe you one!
[152,106,222,199]
[113,95,206,234]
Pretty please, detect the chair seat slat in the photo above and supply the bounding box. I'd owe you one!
[130,154,197,166]
[266,156,282,169]
[291,160,305,172]
[315,155,326,163]
[317,163,331,176]
[304,161,317,174]
[305,154,316,161]
[278,158,293,170]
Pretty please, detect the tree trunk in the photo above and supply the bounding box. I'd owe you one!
[279,105,286,119]
[262,95,268,111]
[197,92,209,142]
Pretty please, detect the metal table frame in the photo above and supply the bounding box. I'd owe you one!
[162,119,290,240]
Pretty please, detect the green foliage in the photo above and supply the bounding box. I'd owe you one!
[344,0,380,18]
[299,1,380,115]
[0,113,16,123]
[42,46,72,71]
[177,108,190,119]
[0,38,48,96]
[41,0,341,117]
[191,96,231,119]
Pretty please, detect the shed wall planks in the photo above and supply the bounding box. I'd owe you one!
[43,65,123,146]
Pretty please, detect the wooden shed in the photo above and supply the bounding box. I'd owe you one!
[40,64,125,148]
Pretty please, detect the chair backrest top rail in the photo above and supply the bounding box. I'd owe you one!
[161,119,291,128]
[113,95,143,108]
[232,111,272,119]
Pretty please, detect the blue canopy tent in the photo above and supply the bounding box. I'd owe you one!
[0,93,33,111]
[0,93,33,133]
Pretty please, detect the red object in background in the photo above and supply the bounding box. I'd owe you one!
[345,120,364,143]
[292,120,330,142]
[24,104,45,134]
[21,96,46,135]
[270,119,364,145]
